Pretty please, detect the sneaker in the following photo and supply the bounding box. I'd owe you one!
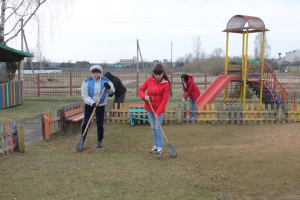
[156,147,163,154]
[150,146,157,153]
[97,141,103,148]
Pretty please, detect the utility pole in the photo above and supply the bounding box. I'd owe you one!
[278,53,281,72]
[137,39,139,73]
[21,17,35,75]
[137,40,146,77]
[171,41,172,68]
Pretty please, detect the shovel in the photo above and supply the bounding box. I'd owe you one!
[76,89,106,151]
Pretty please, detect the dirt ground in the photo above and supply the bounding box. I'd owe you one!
[2,119,300,199]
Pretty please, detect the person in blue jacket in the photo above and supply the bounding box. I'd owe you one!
[80,65,115,148]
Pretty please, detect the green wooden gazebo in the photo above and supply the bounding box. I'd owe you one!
[0,43,33,109]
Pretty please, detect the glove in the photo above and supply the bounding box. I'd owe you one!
[182,99,186,102]
[92,103,96,107]
[104,82,111,89]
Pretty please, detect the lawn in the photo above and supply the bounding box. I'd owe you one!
[1,122,300,199]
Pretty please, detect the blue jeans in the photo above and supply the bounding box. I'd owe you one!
[147,112,164,148]
[189,98,196,118]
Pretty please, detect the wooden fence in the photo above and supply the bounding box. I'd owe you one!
[0,81,23,109]
[188,104,284,124]
[41,102,300,140]
[0,121,25,155]
[22,72,300,102]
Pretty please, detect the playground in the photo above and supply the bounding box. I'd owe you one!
[1,14,300,199]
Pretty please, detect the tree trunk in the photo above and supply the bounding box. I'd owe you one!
[0,0,6,44]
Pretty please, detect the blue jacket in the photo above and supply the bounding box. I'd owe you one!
[81,76,115,106]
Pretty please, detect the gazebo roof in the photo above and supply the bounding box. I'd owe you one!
[0,43,33,62]
[223,15,269,33]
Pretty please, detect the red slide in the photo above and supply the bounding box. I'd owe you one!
[196,75,241,110]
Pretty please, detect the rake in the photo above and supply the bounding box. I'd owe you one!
[148,100,177,158]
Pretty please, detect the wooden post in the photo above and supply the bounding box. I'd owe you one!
[177,106,182,124]
[205,72,207,90]
[136,71,139,97]
[170,72,173,97]
[279,106,283,124]
[16,124,25,153]
[70,71,73,96]
[37,73,40,97]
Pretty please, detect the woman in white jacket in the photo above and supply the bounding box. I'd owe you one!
[80,65,115,149]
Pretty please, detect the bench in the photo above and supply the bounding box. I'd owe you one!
[128,103,175,126]
[62,101,84,132]
[129,104,149,126]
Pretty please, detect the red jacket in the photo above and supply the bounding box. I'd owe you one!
[182,75,200,102]
[139,77,170,116]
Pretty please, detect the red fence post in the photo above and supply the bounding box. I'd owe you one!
[136,71,139,97]
[70,71,72,96]
[37,73,40,97]
[205,72,207,90]
[170,72,173,97]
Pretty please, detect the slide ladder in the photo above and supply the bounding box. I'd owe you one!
[246,62,288,108]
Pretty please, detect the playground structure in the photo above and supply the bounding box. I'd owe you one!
[196,15,289,111]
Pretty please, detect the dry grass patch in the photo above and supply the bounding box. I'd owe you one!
[1,123,300,199]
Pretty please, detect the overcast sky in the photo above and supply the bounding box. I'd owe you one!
[9,0,300,63]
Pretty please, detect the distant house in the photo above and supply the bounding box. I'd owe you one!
[114,63,123,68]
[285,50,300,63]
[76,61,90,68]
[120,59,133,66]
[23,62,52,70]
[153,60,160,65]
[163,59,168,64]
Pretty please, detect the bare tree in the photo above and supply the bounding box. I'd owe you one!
[211,47,224,58]
[184,53,193,63]
[0,0,72,45]
[192,35,202,61]
[254,32,271,60]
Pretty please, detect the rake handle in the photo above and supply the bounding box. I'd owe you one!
[82,88,106,138]
[147,99,169,144]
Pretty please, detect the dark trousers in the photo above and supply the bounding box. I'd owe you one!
[113,93,126,117]
[113,92,126,109]
[81,104,105,142]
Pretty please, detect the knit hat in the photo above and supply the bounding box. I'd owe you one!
[90,65,102,73]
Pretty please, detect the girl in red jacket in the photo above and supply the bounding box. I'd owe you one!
[139,64,170,154]
[181,74,201,118]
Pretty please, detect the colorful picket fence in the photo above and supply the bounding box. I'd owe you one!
[288,104,300,122]
[0,121,25,155]
[0,81,23,109]
[41,102,300,140]
[41,109,64,140]
[41,102,177,140]
[190,104,283,124]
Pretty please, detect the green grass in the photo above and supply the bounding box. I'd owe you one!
[0,96,185,123]
[0,97,81,122]
[1,123,300,199]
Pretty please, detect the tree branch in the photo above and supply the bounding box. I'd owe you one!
[4,0,25,23]
[5,0,47,44]
[4,18,21,36]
